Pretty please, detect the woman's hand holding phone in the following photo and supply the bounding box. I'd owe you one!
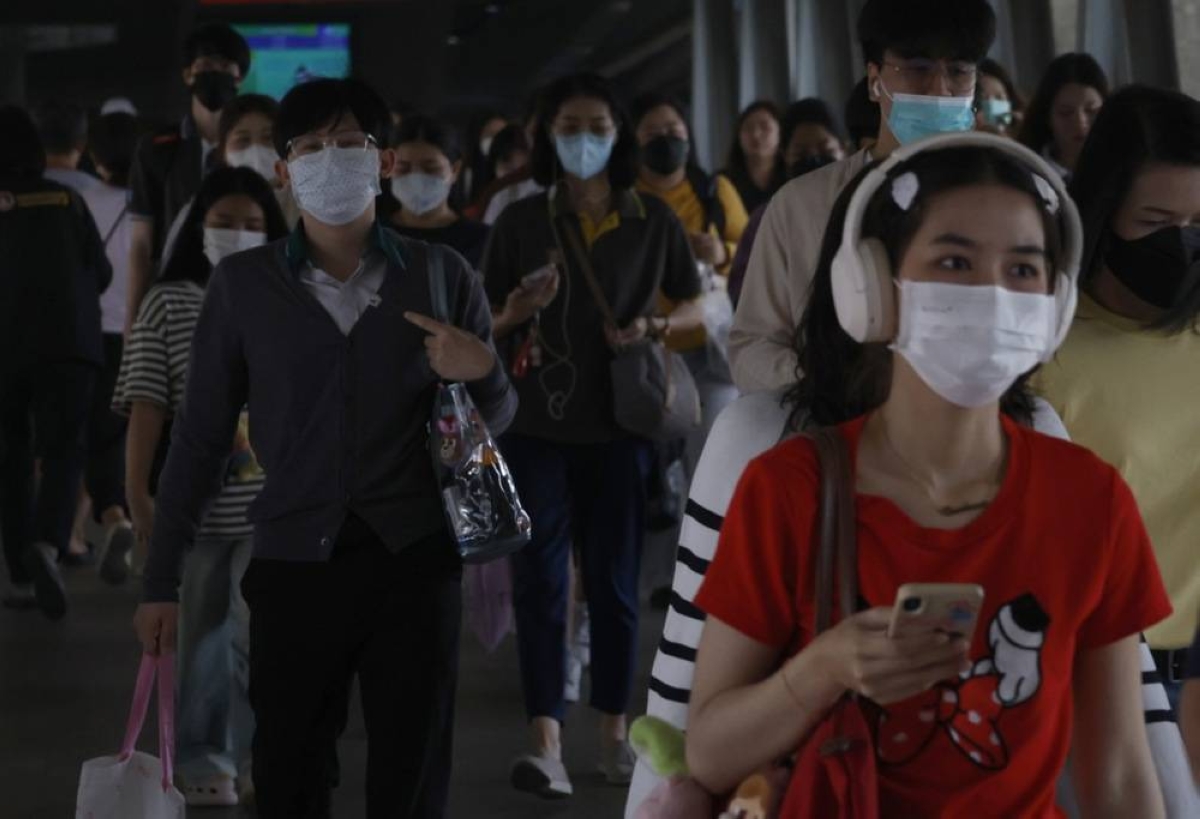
[801,607,972,706]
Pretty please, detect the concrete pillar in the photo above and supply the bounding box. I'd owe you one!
[789,0,856,107]
[1174,0,1200,98]
[991,0,1056,94]
[1078,0,1132,86]
[692,0,738,170]
[1123,0,1179,89]
[736,0,789,109]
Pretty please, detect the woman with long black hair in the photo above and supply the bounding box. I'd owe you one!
[1018,53,1108,179]
[481,72,702,799]
[114,166,287,807]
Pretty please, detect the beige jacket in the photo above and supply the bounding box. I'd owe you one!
[728,149,872,393]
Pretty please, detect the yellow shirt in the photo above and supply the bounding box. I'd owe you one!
[636,174,749,351]
[1037,293,1200,648]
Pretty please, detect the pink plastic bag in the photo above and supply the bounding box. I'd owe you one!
[76,653,186,818]
[463,560,514,653]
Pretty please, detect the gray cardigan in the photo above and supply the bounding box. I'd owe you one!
[144,222,516,602]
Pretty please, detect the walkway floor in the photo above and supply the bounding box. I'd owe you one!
[0,560,668,818]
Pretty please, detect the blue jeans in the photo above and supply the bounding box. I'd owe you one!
[502,434,652,724]
[176,537,253,782]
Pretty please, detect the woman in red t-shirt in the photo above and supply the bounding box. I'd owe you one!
[686,133,1170,818]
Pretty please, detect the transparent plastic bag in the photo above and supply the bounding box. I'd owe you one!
[430,382,531,564]
[698,262,734,383]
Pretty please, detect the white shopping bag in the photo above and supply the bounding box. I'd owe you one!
[76,653,186,819]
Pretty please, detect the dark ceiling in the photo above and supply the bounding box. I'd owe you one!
[444,0,692,114]
[1,0,694,125]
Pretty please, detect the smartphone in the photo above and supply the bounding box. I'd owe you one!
[521,264,556,290]
[887,583,984,641]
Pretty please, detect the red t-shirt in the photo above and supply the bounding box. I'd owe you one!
[695,414,1171,819]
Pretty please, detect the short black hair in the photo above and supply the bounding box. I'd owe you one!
[88,112,139,187]
[217,94,280,159]
[530,73,639,189]
[0,105,46,179]
[782,98,844,148]
[394,113,464,164]
[857,0,996,66]
[487,123,531,171]
[183,23,251,78]
[978,58,1026,111]
[1069,85,1200,335]
[630,90,709,174]
[160,166,289,288]
[844,78,881,147]
[32,101,87,155]
[1018,53,1109,156]
[275,78,391,158]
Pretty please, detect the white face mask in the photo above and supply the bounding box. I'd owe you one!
[391,172,453,216]
[479,135,495,158]
[891,281,1057,408]
[226,144,279,183]
[203,227,268,268]
[288,146,382,226]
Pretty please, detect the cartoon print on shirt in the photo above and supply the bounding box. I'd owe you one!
[876,593,1050,770]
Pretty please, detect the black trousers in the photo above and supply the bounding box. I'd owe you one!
[240,515,462,819]
[0,358,95,582]
[84,334,127,521]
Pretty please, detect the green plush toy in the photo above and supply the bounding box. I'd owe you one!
[630,715,689,778]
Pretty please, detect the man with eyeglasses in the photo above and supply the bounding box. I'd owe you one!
[133,78,517,818]
[124,23,250,339]
[727,0,997,394]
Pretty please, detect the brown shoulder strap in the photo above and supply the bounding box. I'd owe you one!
[806,428,858,634]
[554,211,619,329]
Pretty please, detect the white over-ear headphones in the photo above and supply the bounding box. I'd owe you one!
[829,131,1082,362]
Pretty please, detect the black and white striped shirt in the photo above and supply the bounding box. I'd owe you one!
[113,280,262,540]
[626,391,1198,818]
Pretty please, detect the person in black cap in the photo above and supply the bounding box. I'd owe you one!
[124,22,250,336]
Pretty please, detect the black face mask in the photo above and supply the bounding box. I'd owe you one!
[1105,225,1200,310]
[192,70,238,113]
[642,135,689,175]
[788,153,836,180]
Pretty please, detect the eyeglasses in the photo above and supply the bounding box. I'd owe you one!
[881,59,978,94]
[286,131,377,157]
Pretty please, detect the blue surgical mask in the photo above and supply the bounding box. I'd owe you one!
[878,80,975,145]
[553,132,615,180]
[391,172,453,216]
[980,98,1014,128]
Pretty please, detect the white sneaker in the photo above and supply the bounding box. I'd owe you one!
[598,740,636,785]
[99,522,135,585]
[510,753,573,798]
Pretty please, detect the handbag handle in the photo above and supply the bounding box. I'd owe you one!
[119,653,177,791]
[806,428,858,635]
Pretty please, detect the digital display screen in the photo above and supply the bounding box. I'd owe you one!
[233,24,351,100]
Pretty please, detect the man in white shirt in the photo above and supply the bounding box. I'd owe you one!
[728,0,998,393]
[33,103,138,578]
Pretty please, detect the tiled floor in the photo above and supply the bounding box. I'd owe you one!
[0,560,669,818]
